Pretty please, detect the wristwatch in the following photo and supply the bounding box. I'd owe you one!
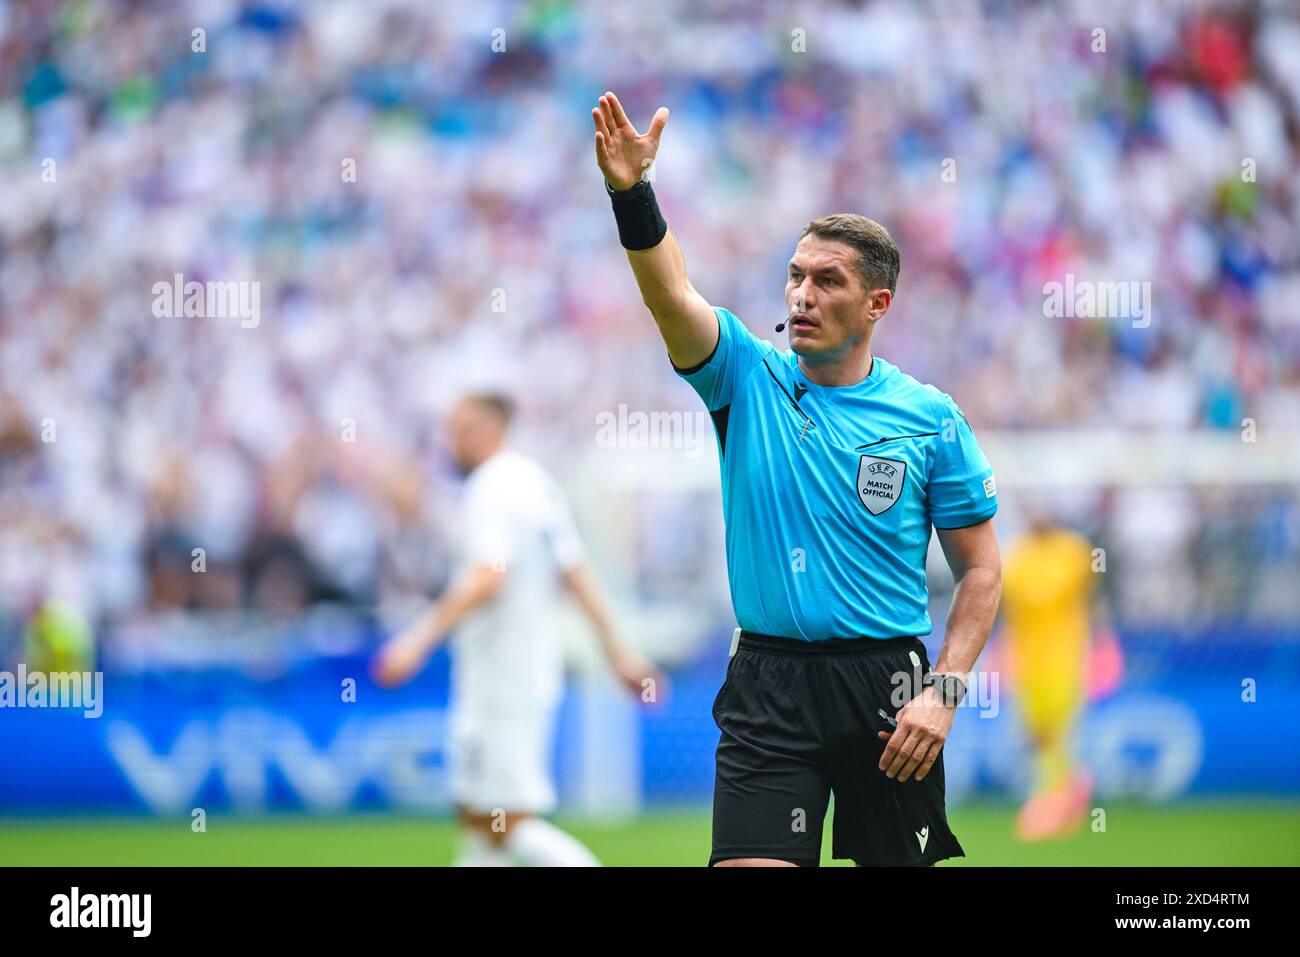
[922,671,967,707]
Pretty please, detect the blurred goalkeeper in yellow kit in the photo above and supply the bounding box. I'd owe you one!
[998,504,1122,841]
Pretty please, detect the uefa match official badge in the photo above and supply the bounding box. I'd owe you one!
[857,455,906,515]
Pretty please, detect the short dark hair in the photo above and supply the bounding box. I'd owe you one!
[798,214,900,296]
[462,392,515,426]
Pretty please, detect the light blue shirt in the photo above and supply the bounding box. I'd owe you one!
[675,306,998,641]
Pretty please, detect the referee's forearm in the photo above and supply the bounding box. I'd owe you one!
[625,229,690,317]
[933,566,1001,675]
[607,178,716,366]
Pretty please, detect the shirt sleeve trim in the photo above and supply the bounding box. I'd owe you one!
[669,310,722,375]
[932,502,998,530]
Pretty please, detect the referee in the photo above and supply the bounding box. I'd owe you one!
[593,92,1002,867]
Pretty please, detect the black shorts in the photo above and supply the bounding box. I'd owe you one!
[709,631,965,867]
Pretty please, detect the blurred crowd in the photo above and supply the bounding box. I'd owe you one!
[0,0,1297,643]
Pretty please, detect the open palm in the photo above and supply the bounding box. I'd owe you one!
[592,91,668,191]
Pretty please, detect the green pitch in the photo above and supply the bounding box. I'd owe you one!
[1,801,1295,866]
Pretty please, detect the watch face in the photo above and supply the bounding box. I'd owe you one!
[924,672,964,704]
[942,676,965,705]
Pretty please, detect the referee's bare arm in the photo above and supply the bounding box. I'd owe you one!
[932,518,1002,680]
[593,91,717,369]
[879,518,1001,783]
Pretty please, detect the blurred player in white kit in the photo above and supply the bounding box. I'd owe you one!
[373,393,664,866]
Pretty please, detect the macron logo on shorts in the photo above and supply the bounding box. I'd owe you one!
[916,826,929,853]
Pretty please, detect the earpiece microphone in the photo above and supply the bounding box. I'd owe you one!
[774,300,806,335]
[778,297,806,333]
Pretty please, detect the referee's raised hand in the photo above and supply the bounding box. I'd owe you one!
[592,91,668,191]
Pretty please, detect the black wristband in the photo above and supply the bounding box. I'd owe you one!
[606,179,668,250]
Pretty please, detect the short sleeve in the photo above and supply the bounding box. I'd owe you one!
[672,306,770,412]
[927,398,998,529]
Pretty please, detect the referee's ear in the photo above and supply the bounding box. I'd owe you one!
[863,286,892,323]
